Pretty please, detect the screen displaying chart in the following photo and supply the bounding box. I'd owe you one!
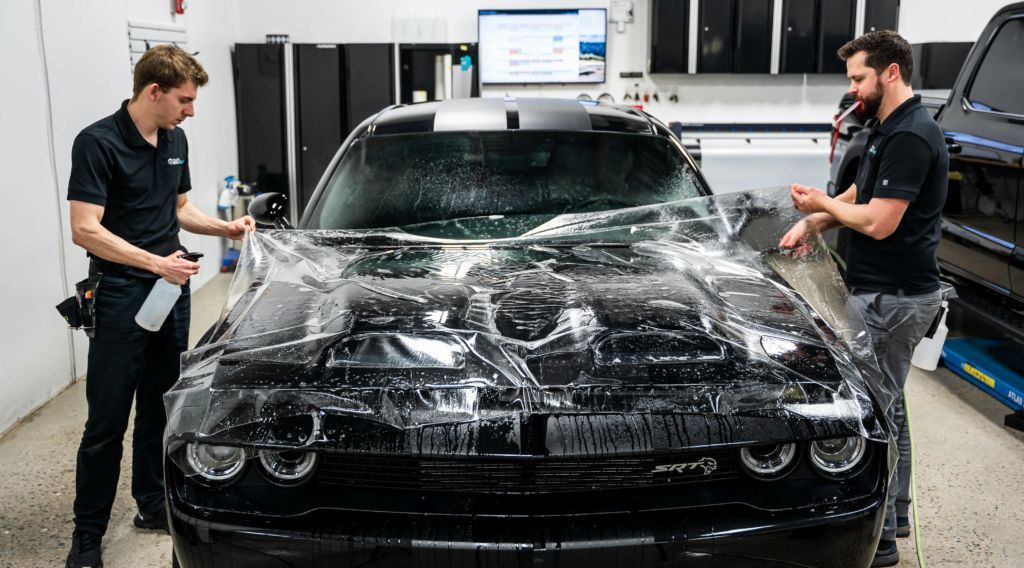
[479,9,607,84]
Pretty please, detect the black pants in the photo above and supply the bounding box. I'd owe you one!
[73,272,190,536]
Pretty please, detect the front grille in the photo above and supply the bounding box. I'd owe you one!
[316,451,739,494]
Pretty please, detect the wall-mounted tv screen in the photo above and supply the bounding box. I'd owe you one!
[479,9,607,84]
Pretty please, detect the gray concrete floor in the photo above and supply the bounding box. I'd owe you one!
[2,273,1023,567]
[0,273,231,568]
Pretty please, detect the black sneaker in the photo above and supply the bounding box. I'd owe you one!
[896,515,911,538]
[65,529,103,568]
[133,508,170,534]
[871,539,899,567]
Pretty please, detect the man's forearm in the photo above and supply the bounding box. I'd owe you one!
[821,199,880,236]
[178,200,230,237]
[73,224,161,273]
[805,212,842,233]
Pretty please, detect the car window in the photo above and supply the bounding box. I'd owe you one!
[307,130,704,238]
[968,17,1024,115]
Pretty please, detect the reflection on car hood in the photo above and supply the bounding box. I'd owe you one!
[165,187,894,456]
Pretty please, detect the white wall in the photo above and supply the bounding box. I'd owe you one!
[0,0,77,435]
[1,0,241,435]
[39,0,135,382]
[899,0,1008,43]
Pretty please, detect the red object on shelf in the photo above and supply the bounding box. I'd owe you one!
[174,0,187,15]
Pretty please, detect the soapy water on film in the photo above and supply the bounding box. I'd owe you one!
[164,186,896,465]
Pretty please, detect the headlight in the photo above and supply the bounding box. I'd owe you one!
[809,437,866,475]
[186,443,246,482]
[739,443,797,479]
[258,449,317,484]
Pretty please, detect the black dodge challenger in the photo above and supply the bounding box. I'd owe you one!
[164,98,895,567]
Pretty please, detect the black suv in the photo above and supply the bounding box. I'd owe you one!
[827,2,1024,340]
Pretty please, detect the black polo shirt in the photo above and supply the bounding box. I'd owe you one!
[68,100,191,277]
[845,95,949,294]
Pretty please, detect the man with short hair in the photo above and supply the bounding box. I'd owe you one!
[65,45,254,568]
[779,30,947,567]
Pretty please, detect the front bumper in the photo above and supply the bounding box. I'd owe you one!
[170,492,884,568]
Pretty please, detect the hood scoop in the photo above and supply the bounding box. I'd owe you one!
[594,332,724,366]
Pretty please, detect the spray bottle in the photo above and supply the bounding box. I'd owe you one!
[135,252,204,331]
[911,300,949,371]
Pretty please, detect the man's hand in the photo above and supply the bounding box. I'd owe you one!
[178,194,257,240]
[779,218,813,257]
[153,251,200,285]
[791,184,830,214]
[225,215,256,241]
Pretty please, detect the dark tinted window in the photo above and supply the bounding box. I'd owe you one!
[968,17,1024,115]
[307,131,704,238]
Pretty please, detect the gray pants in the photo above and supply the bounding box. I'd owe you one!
[849,289,942,541]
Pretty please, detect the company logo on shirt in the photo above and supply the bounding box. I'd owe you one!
[882,179,889,186]
[868,145,877,155]
[167,157,185,166]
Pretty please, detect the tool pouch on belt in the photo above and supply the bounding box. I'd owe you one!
[55,274,101,338]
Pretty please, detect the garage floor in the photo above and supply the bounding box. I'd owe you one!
[2,274,1023,567]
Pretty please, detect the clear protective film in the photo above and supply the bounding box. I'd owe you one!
[165,186,896,477]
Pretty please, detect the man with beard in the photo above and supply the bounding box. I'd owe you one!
[779,31,947,567]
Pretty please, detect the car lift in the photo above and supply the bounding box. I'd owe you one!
[942,338,1024,432]
[938,286,1024,432]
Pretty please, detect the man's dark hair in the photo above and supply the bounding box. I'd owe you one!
[837,30,913,85]
[132,45,209,99]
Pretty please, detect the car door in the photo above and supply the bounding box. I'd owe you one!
[937,13,1024,297]
[1013,176,1024,302]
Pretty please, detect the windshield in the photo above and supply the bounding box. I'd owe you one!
[306,130,705,238]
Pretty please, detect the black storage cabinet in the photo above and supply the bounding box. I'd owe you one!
[650,0,690,73]
[817,0,856,73]
[781,0,817,73]
[235,43,395,213]
[293,43,394,211]
[698,0,734,72]
[293,44,342,211]
[655,0,771,74]
[781,0,856,73]
[734,0,774,73]
[865,0,900,33]
[232,44,288,196]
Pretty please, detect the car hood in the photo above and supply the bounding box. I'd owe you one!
[165,188,893,456]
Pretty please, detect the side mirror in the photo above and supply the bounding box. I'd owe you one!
[248,192,293,229]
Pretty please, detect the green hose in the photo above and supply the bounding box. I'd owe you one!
[826,244,848,271]
[904,391,926,568]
